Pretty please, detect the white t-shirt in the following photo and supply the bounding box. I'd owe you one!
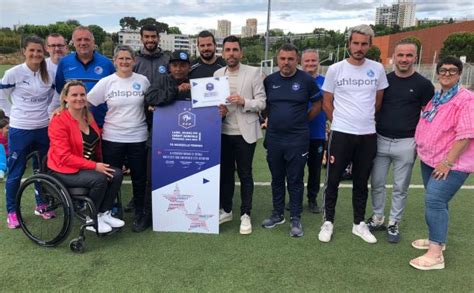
[322,59,388,135]
[46,58,61,116]
[0,63,55,129]
[87,72,150,143]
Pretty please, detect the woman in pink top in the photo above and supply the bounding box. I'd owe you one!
[410,56,473,270]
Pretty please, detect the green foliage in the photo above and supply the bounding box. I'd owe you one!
[0,28,21,49]
[138,18,169,34]
[366,45,381,62]
[88,25,107,47]
[440,32,474,62]
[168,27,182,34]
[0,46,17,53]
[119,16,139,30]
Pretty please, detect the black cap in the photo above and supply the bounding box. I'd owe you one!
[170,50,190,63]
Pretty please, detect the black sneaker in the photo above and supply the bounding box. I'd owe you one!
[262,214,285,228]
[124,199,135,213]
[308,201,321,214]
[289,217,304,237]
[366,215,387,231]
[387,223,400,243]
[132,212,151,233]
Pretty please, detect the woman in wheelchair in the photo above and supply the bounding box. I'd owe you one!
[47,80,125,233]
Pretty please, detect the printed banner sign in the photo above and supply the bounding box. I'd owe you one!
[151,101,221,234]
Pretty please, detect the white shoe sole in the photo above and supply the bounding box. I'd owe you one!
[240,227,252,235]
[219,217,233,225]
[352,228,377,244]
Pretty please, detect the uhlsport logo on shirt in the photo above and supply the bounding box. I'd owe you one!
[94,66,103,75]
[367,69,375,78]
[132,82,141,90]
[292,82,301,91]
[159,65,167,74]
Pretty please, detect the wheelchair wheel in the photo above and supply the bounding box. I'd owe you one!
[69,236,86,253]
[16,174,74,247]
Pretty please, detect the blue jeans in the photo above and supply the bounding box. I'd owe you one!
[420,161,469,244]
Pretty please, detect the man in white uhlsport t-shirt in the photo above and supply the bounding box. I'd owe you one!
[319,24,389,244]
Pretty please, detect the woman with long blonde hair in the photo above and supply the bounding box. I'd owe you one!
[47,80,125,233]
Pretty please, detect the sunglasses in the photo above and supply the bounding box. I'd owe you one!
[438,68,459,75]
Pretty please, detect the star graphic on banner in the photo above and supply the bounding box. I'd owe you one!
[163,184,193,213]
[186,204,214,231]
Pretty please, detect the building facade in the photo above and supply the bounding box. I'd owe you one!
[242,18,258,38]
[217,20,231,38]
[375,0,416,29]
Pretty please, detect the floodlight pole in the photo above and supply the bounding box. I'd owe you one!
[264,0,271,62]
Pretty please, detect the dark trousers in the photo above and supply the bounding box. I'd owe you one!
[220,134,256,216]
[266,142,308,218]
[323,131,377,224]
[102,140,147,214]
[51,167,123,213]
[6,127,49,213]
[145,147,152,214]
[307,139,325,203]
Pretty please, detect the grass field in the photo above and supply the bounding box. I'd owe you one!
[1,64,473,291]
[0,141,473,292]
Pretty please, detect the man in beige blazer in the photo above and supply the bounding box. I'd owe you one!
[213,35,266,235]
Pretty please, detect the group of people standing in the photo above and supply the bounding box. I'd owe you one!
[0,23,472,271]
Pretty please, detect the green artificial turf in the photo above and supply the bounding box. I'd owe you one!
[1,142,473,292]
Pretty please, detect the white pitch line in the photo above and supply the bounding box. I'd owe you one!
[122,181,474,189]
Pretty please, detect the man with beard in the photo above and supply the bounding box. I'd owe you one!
[262,44,321,237]
[318,24,388,244]
[367,40,434,243]
[189,30,226,79]
[134,24,170,85]
[131,24,170,232]
[213,36,266,235]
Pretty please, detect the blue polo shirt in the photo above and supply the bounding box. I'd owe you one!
[264,69,319,145]
[309,75,326,140]
[55,51,115,127]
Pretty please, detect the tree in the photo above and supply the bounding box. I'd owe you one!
[168,26,182,34]
[65,19,81,27]
[138,18,169,33]
[440,32,474,62]
[366,45,381,62]
[88,25,107,47]
[119,17,139,30]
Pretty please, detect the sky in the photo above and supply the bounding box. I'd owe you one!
[1,0,473,35]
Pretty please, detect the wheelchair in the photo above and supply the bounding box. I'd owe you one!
[15,151,123,253]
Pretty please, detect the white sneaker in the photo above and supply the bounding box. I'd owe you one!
[318,221,334,242]
[101,211,125,228]
[352,222,377,244]
[240,214,252,235]
[219,209,233,224]
[86,214,112,234]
